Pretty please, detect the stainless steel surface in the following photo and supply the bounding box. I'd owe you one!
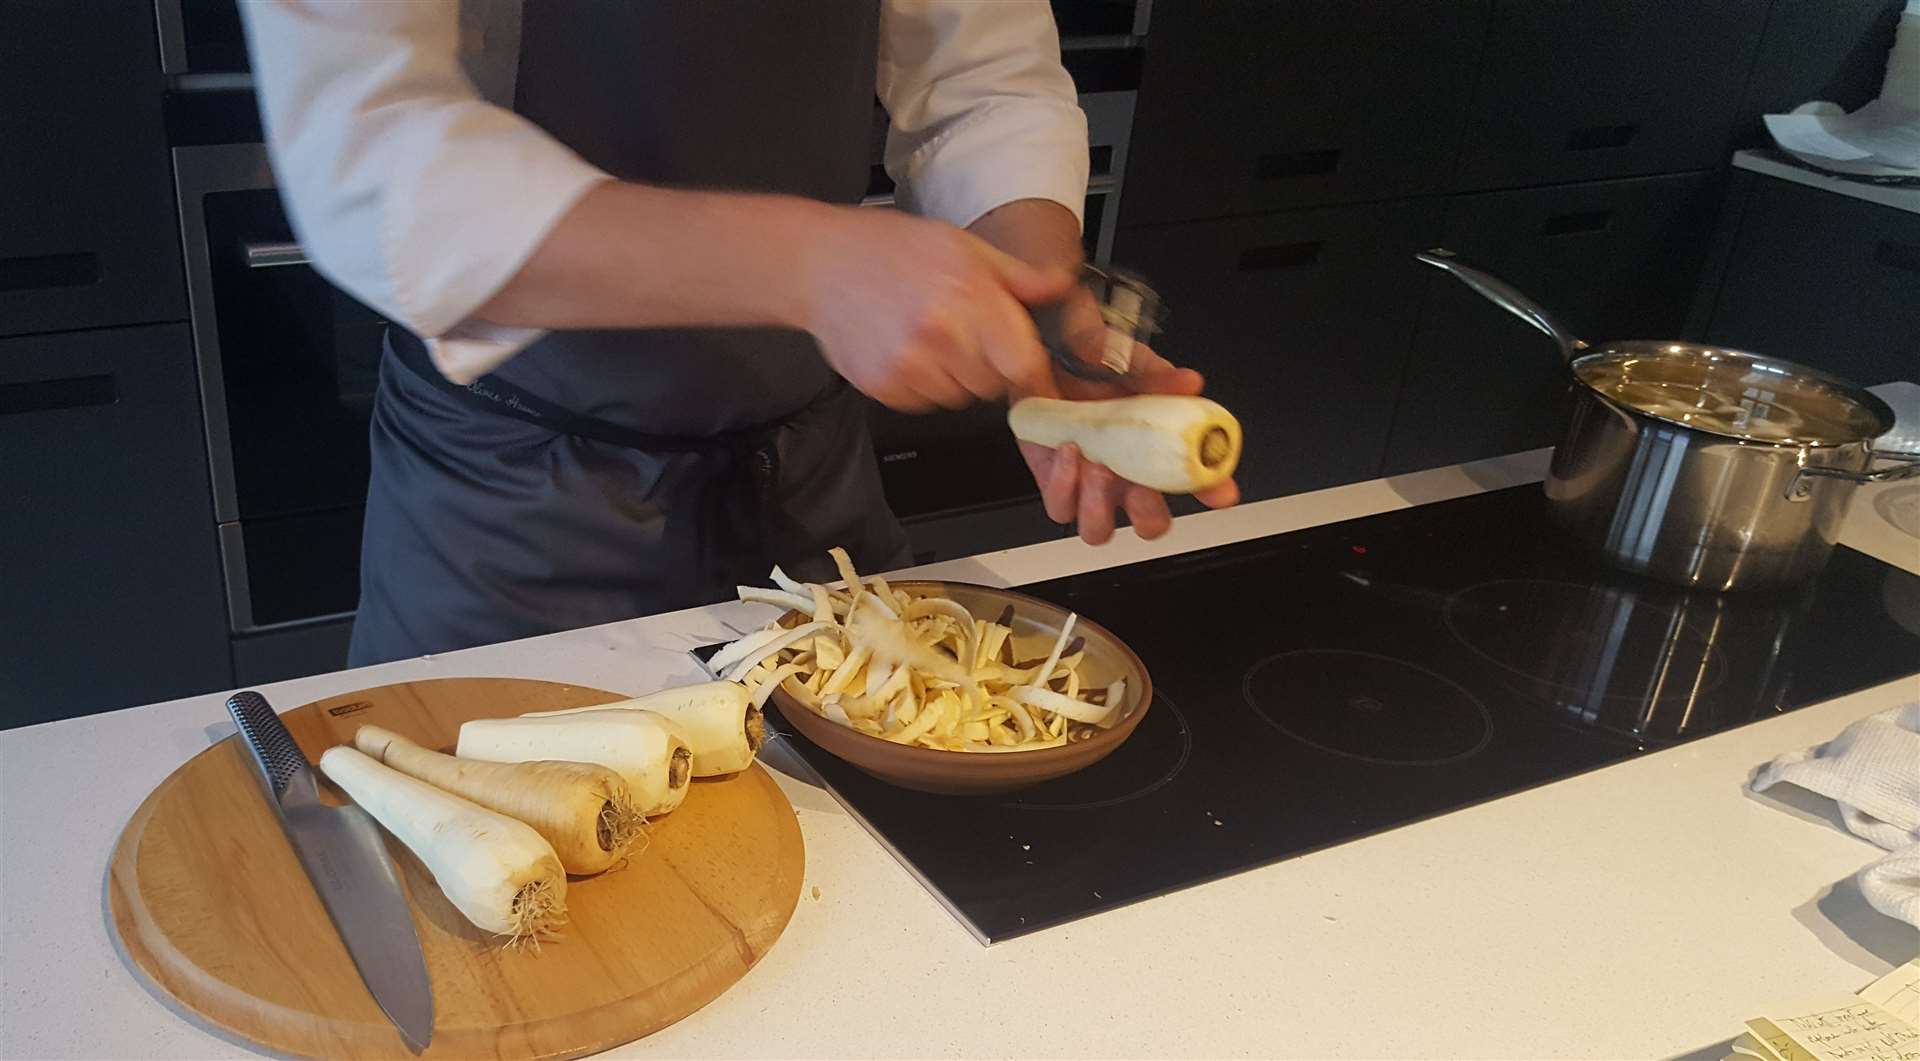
[168,72,254,92]
[152,0,188,74]
[1080,90,1136,265]
[173,143,277,528]
[225,691,435,1053]
[1424,251,1915,591]
[242,240,309,269]
[1415,249,1589,362]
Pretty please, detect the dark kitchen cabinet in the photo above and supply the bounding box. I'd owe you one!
[1695,172,1920,389]
[1452,0,1770,191]
[1737,0,1902,146]
[902,500,1069,569]
[1120,0,1488,224]
[1,325,232,729]
[0,1,186,338]
[1383,171,1724,475]
[232,618,355,687]
[1115,202,1440,504]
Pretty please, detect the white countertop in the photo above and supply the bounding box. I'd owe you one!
[5,450,1918,1060]
[1733,148,1920,216]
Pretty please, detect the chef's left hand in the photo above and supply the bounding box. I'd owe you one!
[966,198,1239,544]
[1018,318,1240,545]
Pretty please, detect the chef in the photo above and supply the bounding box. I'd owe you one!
[241,0,1238,667]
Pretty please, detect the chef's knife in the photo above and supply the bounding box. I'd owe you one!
[225,690,435,1053]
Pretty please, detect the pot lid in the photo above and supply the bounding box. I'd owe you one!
[1571,344,1894,447]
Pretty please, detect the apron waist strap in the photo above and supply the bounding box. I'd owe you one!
[388,326,839,454]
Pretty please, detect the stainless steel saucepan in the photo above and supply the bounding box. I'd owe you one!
[1417,249,1920,592]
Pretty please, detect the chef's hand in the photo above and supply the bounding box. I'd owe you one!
[960,199,1239,545]
[799,206,1074,412]
[1018,322,1241,545]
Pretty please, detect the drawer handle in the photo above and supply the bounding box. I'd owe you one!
[1565,124,1639,151]
[243,240,310,269]
[1255,148,1341,180]
[1238,241,1323,272]
[0,374,116,416]
[0,252,98,293]
[1541,209,1613,236]
[1874,240,1920,274]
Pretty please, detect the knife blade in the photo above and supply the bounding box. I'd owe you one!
[226,690,435,1053]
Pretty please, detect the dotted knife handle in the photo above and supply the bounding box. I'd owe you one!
[226,690,309,800]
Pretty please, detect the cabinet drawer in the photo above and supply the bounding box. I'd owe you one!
[1703,177,1920,388]
[232,618,355,687]
[0,325,231,727]
[1385,172,1724,475]
[1453,0,1769,190]
[1121,0,1487,224]
[0,1,186,337]
[1115,202,1441,502]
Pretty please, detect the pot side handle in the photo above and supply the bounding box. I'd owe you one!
[1786,451,1920,501]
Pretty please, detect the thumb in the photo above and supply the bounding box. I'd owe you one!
[979,245,1080,307]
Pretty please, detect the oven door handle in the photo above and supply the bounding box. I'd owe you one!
[859,175,1117,210]
[243,240,310,269]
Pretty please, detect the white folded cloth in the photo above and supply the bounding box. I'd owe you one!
[1749,701,1920,928]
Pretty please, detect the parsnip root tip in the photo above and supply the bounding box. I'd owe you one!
[1200,427,1232,469]
[745,706,767,753]
[506,878,567,945]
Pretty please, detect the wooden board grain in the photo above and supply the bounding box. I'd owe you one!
[107,677,805,1059]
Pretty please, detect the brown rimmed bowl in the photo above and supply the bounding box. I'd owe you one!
[765,581,1153,796]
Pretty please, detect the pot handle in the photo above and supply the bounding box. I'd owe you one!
[1415,249,1591,363]
[1786,452,1920,501]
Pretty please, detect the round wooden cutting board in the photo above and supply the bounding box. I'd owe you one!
[107,678,805,1060]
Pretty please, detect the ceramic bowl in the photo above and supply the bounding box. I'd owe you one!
[766,581,1152,796]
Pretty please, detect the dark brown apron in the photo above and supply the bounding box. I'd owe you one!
[350,0,906,665]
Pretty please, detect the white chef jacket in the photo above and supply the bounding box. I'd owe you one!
[240,0,1090,384]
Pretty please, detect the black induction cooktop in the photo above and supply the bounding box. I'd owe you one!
[747,486,1920,943]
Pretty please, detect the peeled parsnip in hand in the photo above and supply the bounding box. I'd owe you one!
[318,746,568,943]
[524,682,765,777]
[1008,395,1242,494]
[456,710,693,817]
[351,725,644,875]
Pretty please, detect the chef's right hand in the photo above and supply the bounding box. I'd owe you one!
[798,207,1076,412]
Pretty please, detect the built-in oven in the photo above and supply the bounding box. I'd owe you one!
[172,143,386,637]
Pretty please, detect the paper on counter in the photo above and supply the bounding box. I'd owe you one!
[1765,100,1920,170]
[1724,960,1920,1061]
[1863,958,1920,1025]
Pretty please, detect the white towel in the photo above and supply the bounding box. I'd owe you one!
[1749,701,1920,928]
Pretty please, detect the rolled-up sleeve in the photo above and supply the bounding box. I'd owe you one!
[240,0,610,382]
[877,0,1090,231]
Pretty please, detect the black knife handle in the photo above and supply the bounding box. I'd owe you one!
[226,690,309,800]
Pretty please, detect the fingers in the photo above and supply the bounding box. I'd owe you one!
[978,290,1058,400]
[1122,485,1173,540]
[1194,478,1240,510]
[1125,344,1205,396]
[1040,442,1080,523]
[975,241,1078,307]
[1076,460,1118,545]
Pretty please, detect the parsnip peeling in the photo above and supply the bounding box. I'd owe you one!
[722,549,1126,752]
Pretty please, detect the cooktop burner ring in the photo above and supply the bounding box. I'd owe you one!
[1242,650,1493,766]
[1441,578,1730,730]
[1000,693,1193,811]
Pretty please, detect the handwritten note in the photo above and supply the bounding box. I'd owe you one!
[1749,1001,1919,1061]
[1727,962,1920,1061]
[1862,960,1920,1026]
